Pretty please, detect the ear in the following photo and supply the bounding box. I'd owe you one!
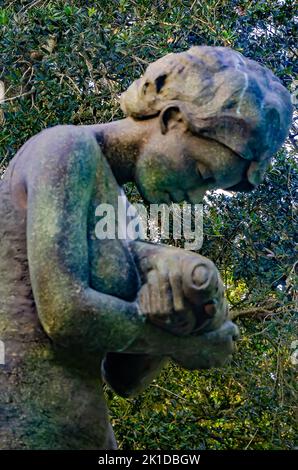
[159,105,188,135]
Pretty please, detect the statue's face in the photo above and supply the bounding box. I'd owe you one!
[135,122,249,204]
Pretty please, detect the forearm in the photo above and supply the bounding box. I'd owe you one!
[102,320,238,397]
[85,288,236,363]
[37,276,232,364]
[34,260,237,370]
[41,283,205,355]
[123,320,211,355]
[125,320,239,369]
[34,280,145,353]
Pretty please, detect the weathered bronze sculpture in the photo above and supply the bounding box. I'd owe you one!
[0,46,292,449]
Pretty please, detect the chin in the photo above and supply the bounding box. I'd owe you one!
[137,184,165,205]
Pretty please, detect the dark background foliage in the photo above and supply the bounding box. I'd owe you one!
[1,0,297,449]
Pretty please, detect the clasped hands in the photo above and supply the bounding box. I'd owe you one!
[138,251,227,336]
[137,249,239,368]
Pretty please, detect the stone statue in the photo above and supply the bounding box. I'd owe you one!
[0,46,292,449]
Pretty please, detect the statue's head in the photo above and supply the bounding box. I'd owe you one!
[120,46,292,204]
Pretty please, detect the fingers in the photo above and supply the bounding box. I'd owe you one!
[138,264,189,335]
[154,263,173,315]
[142,268,173,318]
[138,284,151,315]
[168,267,184,312]
[147,269,161,315]
[154,257,186,314]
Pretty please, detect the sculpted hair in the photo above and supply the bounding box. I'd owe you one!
[120,46,293,189]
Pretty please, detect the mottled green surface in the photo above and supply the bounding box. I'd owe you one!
[0,126,142,449]
[0,169,112,449]
[0,0,295,451]
[0,45,290,452]
[0,125,237,449]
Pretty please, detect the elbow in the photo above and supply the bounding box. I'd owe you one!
[35,290,85,348]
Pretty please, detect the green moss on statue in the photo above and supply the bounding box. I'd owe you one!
[0,46,292,449]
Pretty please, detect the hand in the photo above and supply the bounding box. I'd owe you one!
[138,251,228,336]
[138,269,197,336]
[171,320,239,369]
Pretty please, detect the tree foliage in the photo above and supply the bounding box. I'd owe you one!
[0,0,297,449]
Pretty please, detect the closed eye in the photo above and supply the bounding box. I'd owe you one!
[196,163,215,184]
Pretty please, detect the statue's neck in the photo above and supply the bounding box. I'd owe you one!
[88,117,151,185]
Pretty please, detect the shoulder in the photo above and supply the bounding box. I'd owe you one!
[15,124,101,170]
[11,125,103,190]
[29,124,100,153]
[14,124,100,159]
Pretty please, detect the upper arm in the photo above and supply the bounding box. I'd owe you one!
[25,125,99,335]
